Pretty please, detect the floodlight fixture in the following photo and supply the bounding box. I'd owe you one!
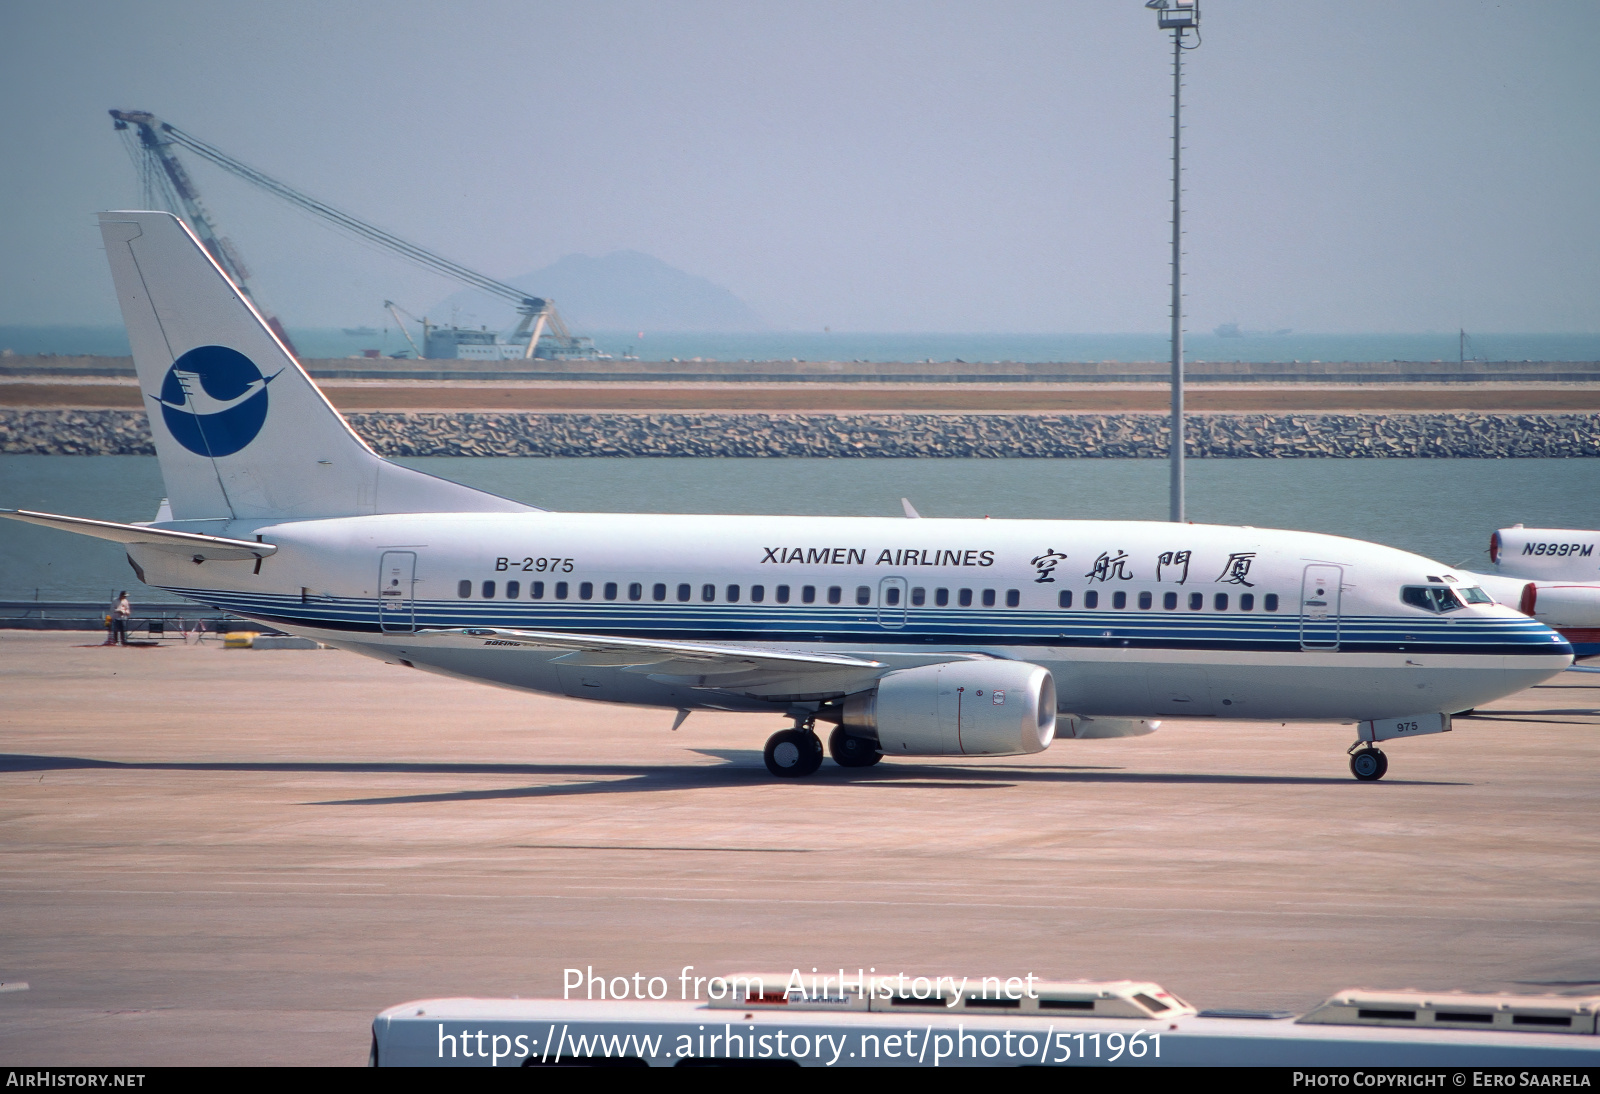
[1156,0,1199,31]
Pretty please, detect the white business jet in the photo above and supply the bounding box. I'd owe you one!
[0,213,1574,781]
[1462,526,1600,660]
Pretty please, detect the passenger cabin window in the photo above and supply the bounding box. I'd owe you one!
[802,586,816,604]
[751,585,765,603]
[482,580,496,598]
[1112,591,1127,609]
[1264,594,1279,611]
[1163,591,1178,610]
[506,580,520,599]
[828,586,843,605]
[458,580,471,598]
[1138,591,1153,610]
[629,583,643,601]
[532,581,545,599]
[727,585,740,602]
[856,586,871,606]
[935,588,950,607]
[885,586,901,606]
[1005,589,1020,608]
[652,583,667,602]
[580,582,594,600]
[604,582,618,601]
[958,589,973,607]
[677,583,691,602]
[776,585,791,604]
[1214,593,1228,611]
[1058,590,1072,608]
[1402,585,1465,614]
[555,581,568,599]
[1189,592,1203,611]
[702,584,715,602]
[981,589,996,607]
[1084,590,1099,609]
[1239,593,1254,611]
[911,587,926,606]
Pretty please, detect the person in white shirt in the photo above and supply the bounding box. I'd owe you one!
[111,591,131,646]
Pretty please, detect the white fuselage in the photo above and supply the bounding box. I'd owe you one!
[129,512,1572,725]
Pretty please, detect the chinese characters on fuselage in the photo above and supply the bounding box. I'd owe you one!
[1030,549,1069,584]
[1085,551,1134,583]
[745,546,1259,586]
[1157,550,1192,583]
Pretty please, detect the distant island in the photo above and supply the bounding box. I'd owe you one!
[433,251,766,332]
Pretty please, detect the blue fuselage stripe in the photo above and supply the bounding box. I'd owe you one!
[167,586,1572,657]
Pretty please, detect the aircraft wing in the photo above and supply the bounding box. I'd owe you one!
[425,626,891,698]
[0,508,277,561]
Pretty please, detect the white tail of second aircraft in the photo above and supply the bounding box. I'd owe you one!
[99,211,529,522]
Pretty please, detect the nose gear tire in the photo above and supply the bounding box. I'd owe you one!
[1350,748,1388,781]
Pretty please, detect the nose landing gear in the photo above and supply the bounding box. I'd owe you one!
[1348,743,1389,782]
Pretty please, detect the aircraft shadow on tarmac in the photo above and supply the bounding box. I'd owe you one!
[0,751,1465,806]
[1457,708,1600,726]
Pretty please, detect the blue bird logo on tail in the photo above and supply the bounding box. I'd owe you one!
[148,345,282,457]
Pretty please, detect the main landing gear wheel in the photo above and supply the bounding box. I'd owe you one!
[828,726,883,768]
[764,728,824,778]
[1350,748,1388,782]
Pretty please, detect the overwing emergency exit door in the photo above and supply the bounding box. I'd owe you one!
[378,551,417,633]
[1299,564,1343,651]
[878,576,908,628]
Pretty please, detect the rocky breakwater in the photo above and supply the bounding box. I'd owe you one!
[3,409,1597,458]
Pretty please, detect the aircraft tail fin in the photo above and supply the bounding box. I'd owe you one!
[97,211,531,521]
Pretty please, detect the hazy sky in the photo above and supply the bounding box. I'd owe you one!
[1,1,1596,333]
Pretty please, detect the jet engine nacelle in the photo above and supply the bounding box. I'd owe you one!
[843,660,1056,756]
[1518,582,1600,629]
[1490,527,1600,582]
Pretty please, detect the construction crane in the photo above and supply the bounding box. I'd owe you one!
[111,110,300,354]
[383,301,424,360]
[109,109,595,360]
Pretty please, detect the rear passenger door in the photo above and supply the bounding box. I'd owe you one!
[378,551,416,633]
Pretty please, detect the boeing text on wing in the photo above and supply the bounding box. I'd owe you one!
[0,212,1573,781]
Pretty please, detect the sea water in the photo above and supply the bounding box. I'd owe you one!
[4,326,1598,365]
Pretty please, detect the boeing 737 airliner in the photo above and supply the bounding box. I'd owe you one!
[1,213,1574,780]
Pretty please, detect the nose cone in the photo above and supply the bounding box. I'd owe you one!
[1492,605,1575,660]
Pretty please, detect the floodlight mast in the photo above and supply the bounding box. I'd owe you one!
[1146,0,1199,522]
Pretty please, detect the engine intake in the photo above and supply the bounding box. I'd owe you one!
[842,660,1056,756]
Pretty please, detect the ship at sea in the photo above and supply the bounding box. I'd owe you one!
[1215,322,1293,338]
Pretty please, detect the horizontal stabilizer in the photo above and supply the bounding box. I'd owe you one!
[0,508,276,561]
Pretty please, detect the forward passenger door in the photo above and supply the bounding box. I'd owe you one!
[1299,564,1343,651]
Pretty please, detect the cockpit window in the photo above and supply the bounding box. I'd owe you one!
[1458,586,1494,605]
[1402,585,1465,613]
